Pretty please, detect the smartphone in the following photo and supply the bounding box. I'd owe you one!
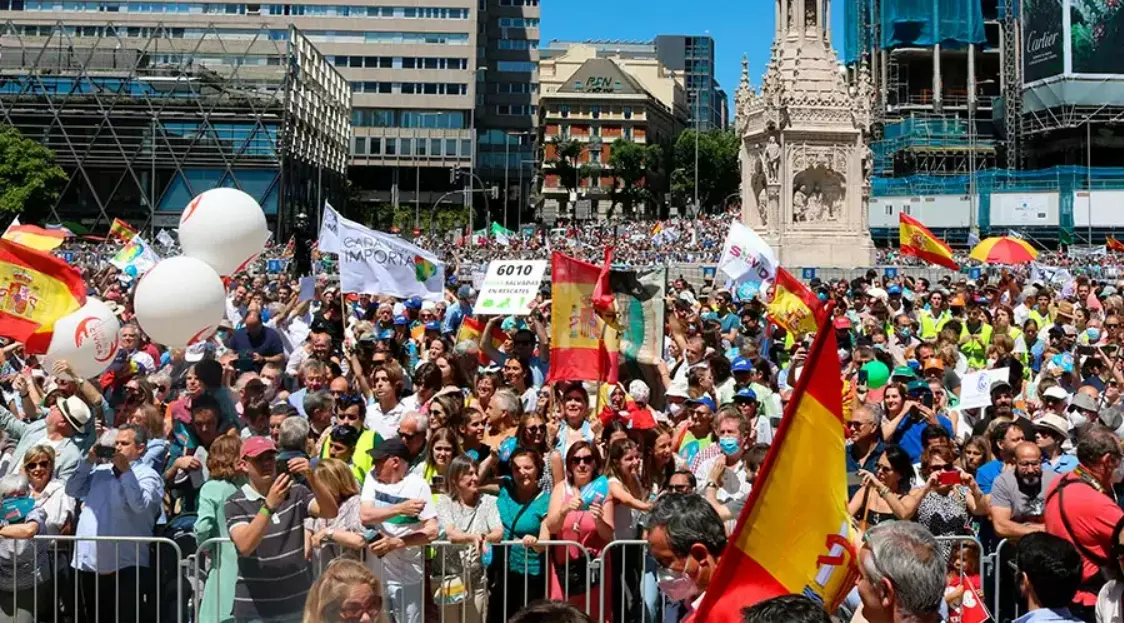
[1077,345,1097,357]
[920,392,934,409]
[94,445,116,460]
[1105,345,1119,358]
[846,472,863,489]
[857,369,869,385]
[937,471,961,486]
[431,475,446,494]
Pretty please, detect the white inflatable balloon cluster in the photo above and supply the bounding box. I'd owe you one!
[135,188,268,349]
[44,298,121,379]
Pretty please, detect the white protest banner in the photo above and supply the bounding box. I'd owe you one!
[318,201,360,254]
[336,218,445,301]
[156,229,176,248]
[473,260,548,316]
[109,235,161,278]
[718,221,777,287]
[958,367,1010,410]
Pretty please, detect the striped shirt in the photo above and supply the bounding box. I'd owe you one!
[225,482,315,620]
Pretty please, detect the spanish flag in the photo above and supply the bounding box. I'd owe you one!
[900,213,959,270]
[0,238,86,353]
[689,310,859,623]
[651,222,663,236]
[766,268,825,337]
[109,218,138,243]
[2,224,67,252]
[455,316,510,365]
[547,250,618,384]
[1108,235,1124,253]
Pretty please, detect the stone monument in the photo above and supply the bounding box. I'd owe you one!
[734,0,876,268]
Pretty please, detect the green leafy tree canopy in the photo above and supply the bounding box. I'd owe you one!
[0,125,67,219]
[670,128,740,214]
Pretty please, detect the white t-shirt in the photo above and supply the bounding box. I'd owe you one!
[360,474,436,585]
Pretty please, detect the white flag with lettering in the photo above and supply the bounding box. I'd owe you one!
[335,217,445,301]
[717,221,777,287]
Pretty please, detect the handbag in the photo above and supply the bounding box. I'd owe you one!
[432,503,479,605]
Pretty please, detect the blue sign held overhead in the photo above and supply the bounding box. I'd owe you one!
[884,267,898,278]
[61,252,75,264]
[969,267,982,280]
[267,259,283,274]
[702,266,716,280]
[802,268,816,280]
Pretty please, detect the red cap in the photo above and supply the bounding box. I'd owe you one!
[833,316,852,330]
[241,436,277,459]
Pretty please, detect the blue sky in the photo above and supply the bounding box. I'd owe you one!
[541,0,845,111]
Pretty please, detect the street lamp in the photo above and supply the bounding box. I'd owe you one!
[519,157,538,231]
[504,130,534,231]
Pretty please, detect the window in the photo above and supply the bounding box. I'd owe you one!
[400,138,413,156]
[370,138,382,155]
[589,149,600,163]
[445,139,457,156]
[497,61,536,73]
[591,105,599,119]
[416,139,427,156]
[354,136,367,155]
[560,104,569,118]
[431,138,442,155]
[623,106,632,120]
[385,139,397,156]
[885,205,893,216]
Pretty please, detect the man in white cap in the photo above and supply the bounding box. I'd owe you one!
[0,394,90,481]
[1035,414,1078,474]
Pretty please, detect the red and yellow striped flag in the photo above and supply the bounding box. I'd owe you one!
[455,316,510,365]
[900,213,958,270]
[2,225,67,252]
[690,310,859,622]
[547,250,618,384]
[1108,235,1124,253]
[766,268,825,337]
[108,218,138,243]
[0,238,86,353]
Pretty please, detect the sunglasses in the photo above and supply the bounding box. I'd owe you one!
[569,455,594,465]
[398,430,421,441]
[667,484,692,493]
[846,421,868,429]
[24,461,49,471]
[525,425,546,434]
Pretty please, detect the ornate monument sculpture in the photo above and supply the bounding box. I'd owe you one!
[734,0,875,268]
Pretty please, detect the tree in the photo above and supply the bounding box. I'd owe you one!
[0,125,67,219]
[670,128,740,214]
[547,138,581,216]
[607,139,661,218]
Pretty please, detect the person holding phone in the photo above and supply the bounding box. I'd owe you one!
[904,445,989,538]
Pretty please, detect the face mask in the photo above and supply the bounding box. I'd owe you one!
[987,358,998,368]
[657,565,698,602]
[1070,411,1089,430]
[718,436,741,456]
[668,403,683,418]
[897,328,911,339]
[1088,328,1102,342]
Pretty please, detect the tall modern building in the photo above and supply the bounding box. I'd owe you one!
[542,34,724,131]
[475,0,540,230]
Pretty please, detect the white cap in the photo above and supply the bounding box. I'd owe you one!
[1043,386,1070,401]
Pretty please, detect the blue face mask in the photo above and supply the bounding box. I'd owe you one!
[718,435,741,456]
[817,292,828,302]
[1088,328,1101,342]
[898,327,912,339]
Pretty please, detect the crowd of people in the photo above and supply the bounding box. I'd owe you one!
[2,223,1124,623]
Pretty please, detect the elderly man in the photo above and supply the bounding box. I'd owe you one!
[992,441,1056,540]
[0,395,90,481]
[229,309,286,373]
[856,522,946,623]
[1045,427,1124,618]
[645,493,727,620]
[846,404,884,498]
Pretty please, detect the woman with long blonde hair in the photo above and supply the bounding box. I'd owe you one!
[302,558,387,623]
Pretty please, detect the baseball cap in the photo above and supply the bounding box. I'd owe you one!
[733,387,758,402]
[887,284,902,295]
[906,379,931,395]
[891,366,918,381]
[989,379,1014,395]
[923,358,945,373]
[424,321,441,332]
[405,297,423,310]
[369,438,410,462]
[1034,414,1070,439]
[685,396,717,411]
[456,285,474,299]
[393,315,409,326]
[731,357,753,373]
[241,436,277,459]
[57,395,91,433]
[1043,386,1070,402]
[833,316,852,330]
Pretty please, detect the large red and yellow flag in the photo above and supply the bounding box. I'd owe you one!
[900,213,959,270]
[455,316,509,365]
[2,224,67,252]
[547,250,618,384]
[108,218,138,243]
[0,239,86,353]
[1108,235,1124,253]
[766,268,825,337]
[690,310,859,623]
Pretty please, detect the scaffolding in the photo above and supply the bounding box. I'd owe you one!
[0,21,350,237]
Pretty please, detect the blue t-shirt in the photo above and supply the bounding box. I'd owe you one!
[975,459,1004,494]
[496,478,550,576]
[719,313,741,334]
[228,327,285,372]
[892,415,954,463]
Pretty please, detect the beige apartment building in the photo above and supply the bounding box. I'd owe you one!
[538,44,686,221]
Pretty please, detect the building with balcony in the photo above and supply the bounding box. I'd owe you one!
[538,45,686,221]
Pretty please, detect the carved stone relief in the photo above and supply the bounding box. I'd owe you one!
[792,166,845,224]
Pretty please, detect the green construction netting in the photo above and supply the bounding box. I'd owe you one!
[845,0,988,63]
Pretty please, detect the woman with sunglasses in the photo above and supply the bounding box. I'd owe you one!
[543,441,615,622]
[434,455,503,623]
[487,448,550,623]
[848,444,915,529]
[499,413,553,490]
[0,446,74,623]
[302,558,386,623]
[429,393,462,432]
[906,445,989,537]
[115,378,156,427]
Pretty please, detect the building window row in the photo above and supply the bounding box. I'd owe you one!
[496,104,536,115]
[495,60,536,73]
[351,108,467,129]
[498,0,537,5]
[496,38,537,50]
[8,23,468,43]
[17,0,470,17]
[332,56,469,70]
[350,82,467,95]
[558,104,634,119]
[353,136,472,158]
[490,81,537,94]
[497,16,538,28]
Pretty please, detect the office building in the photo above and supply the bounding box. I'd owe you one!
[475,0,539,230]
[0,22,349,236]
[542,34,724,131]
[538,44,686,221]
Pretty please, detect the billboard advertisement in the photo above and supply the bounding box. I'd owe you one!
[1069,0,1124,74]
[1023,0,1066,82]
[989,192,1060,228]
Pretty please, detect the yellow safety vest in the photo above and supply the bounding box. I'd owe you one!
[919,309,951,341]
[959,323,993,370]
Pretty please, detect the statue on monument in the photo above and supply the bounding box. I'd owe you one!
[861,142,874,179]
[764,136,781,182]
[793,184,808,222]
[807,185,824,221]
[757,187,769,226]
[805,0,816,26]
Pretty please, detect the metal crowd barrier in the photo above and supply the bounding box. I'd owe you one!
[0,534,183,623]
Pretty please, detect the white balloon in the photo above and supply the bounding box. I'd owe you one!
[178,188,268,276]
[44,298,121,379]
[134,256,226,348]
